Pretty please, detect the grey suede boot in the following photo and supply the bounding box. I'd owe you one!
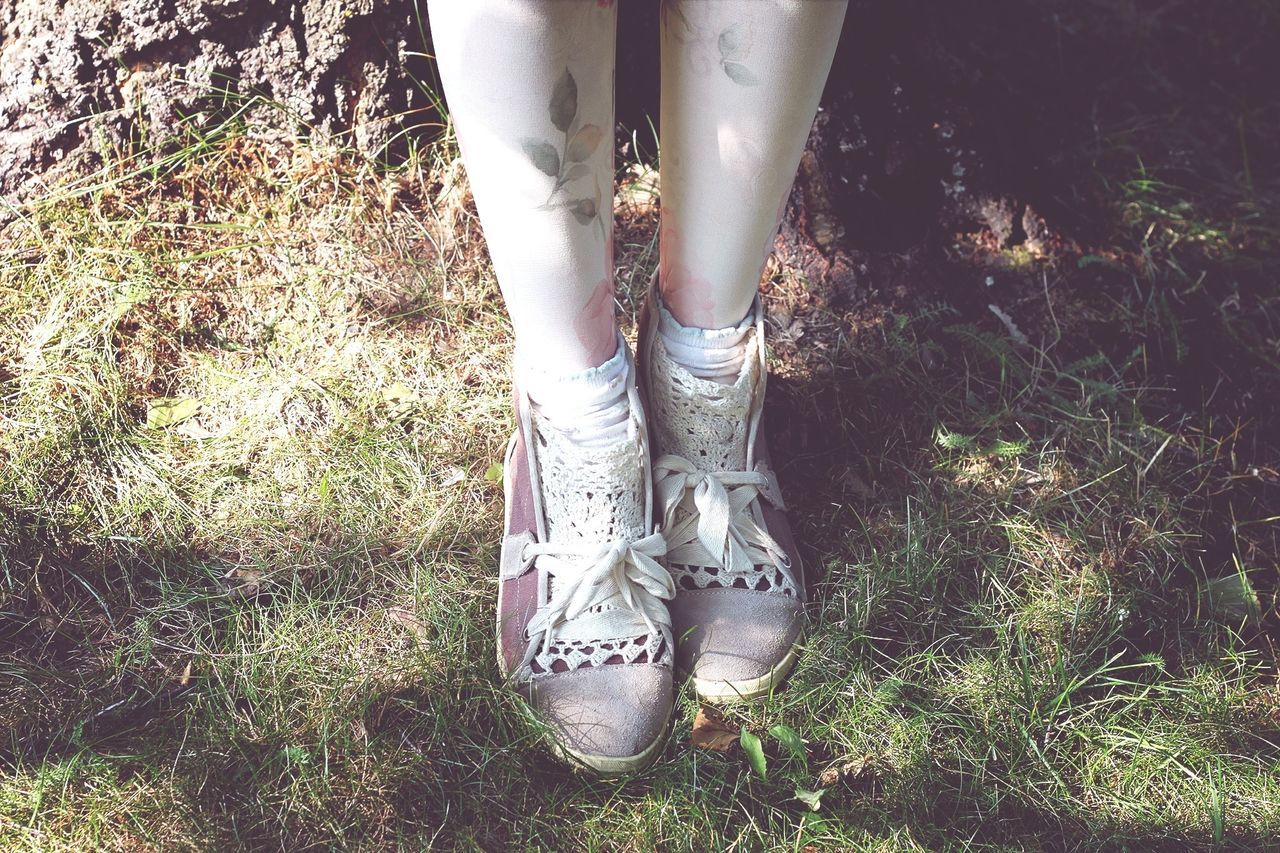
[638,276,805,702]
[495,343,675,773]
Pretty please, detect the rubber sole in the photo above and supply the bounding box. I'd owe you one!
[556,724,669,776]
[512,697,669,776]
[687,638,802,703]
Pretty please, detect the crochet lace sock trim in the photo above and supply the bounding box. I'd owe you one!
[649,330,759,474]
[650,329,796,597]
[531,407,646,545]
[521,335,631,450]
[528,406,670,673]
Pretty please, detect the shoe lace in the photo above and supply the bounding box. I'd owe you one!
[653,454,795,587]
[520,532,675,671]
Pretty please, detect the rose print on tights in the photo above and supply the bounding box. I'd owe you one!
[659,207,718,327]
[574,278,618,364]
[520,68,607,239]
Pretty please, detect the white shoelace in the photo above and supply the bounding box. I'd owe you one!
[520,532,675,670]
[653,454,795,586]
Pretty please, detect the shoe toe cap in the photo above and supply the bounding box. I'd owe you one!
[671,589,804,685]
[530,663,672,762]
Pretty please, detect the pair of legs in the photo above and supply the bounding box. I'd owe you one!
[430,0,846,773]
[429,0,847,372]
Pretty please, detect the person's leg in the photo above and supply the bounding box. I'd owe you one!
[659,0,847,330]
[431,0,618,376]
[429,0,674,773]
[645,0,847,701]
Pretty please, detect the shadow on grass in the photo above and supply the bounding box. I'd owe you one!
[4,262,1276,845]
[3,0,1279,848]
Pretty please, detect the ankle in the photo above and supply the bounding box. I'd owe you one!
[656,297,753,385]
[520,334,632,449]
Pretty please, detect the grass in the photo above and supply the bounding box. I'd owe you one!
[3,5,1280,851]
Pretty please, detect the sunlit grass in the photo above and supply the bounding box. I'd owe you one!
[3,6,1280,850]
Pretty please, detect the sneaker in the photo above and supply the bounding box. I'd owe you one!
[495,344,675,773]
[638,275,805,702]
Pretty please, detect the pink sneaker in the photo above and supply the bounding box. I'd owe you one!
[638,277,805,702]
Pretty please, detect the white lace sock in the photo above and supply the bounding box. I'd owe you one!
[522,336,631,451]
[657,296,751,385]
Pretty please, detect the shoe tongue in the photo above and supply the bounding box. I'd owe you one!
[653,331,759,475]
[531,411,647,546]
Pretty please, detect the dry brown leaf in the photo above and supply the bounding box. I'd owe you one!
[840,468,874,499]
[388,606,430,644]
[691,706,738,752]
[176,418,216,440]
[819,753,877,788]
[223,567,263,599]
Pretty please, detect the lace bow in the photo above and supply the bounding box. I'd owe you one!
[653,454,793,586]
[522,532,674,668]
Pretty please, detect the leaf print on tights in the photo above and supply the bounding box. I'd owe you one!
[661,1,762,87]
[717,22,761,86]
[521,140,560,177]
[549,69,577,133]
[520,67,606,236]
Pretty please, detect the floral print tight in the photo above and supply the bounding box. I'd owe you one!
[428,0,848,376]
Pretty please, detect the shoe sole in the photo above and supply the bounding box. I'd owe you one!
[557,724,669,776]
[687,636,802,703]
[510,695,670,776]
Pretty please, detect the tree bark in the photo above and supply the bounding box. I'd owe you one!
[0,0,433,203]
[1,0,1088,298]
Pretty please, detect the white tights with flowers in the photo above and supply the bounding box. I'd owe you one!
[429,0,846,414]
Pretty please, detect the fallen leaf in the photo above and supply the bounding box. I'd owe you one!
[840,468,874,499]
[794,787,825,811]
[381,382,419,405]
[223,566,263,599]
[176,419,216,440]
[741,727,767,778]
[988,303,1029,345]
[819,753,877,788]
[388,606,430,644]
[1203,569,1261,624]
[179,660,192,687]
[146,397,201,429]
[691,706,738,752]
[615,162,659,215]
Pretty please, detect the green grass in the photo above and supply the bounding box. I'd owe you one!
[3,10,1280,852]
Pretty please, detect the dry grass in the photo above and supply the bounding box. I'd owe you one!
[2,12,1280,849]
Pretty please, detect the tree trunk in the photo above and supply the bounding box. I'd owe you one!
[2,0,1091,298]
[0,0,433,203]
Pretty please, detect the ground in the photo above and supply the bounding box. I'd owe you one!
[2,1,1279,850]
